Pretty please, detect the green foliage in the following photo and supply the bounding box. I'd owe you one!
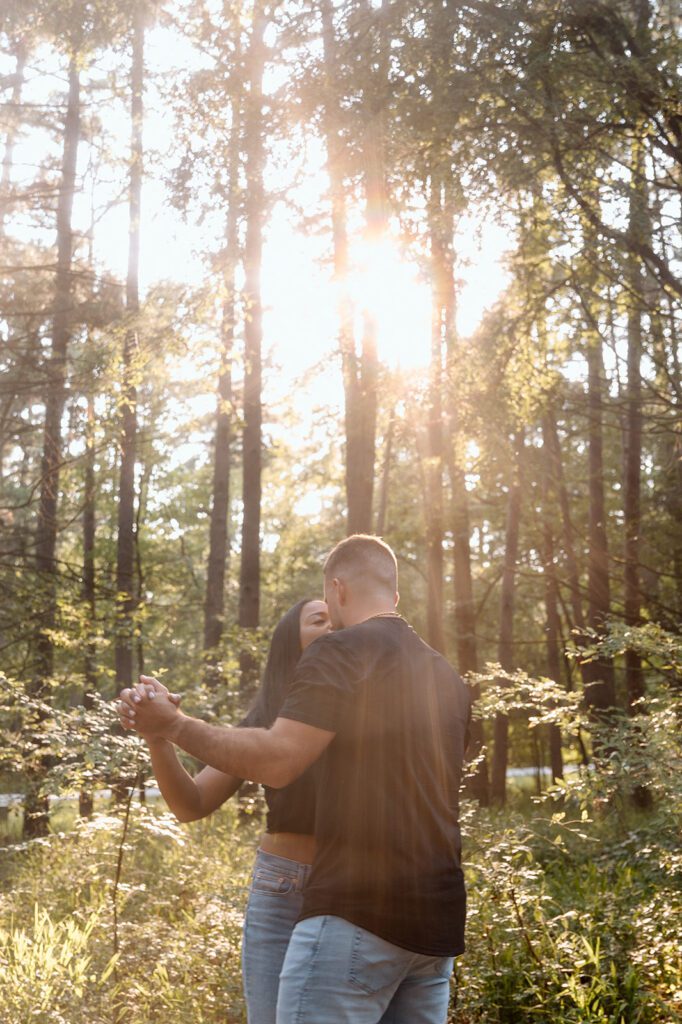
[0,906,116,1022]
[575,622,682,681]
[455,746,682,1024]
[1,745,680,1024]
[448,624,682,1021]
[0,675,147,798]
[0,622,679,1022]
[1,0,681,1017]
[0,803,254,1023]
[471,621,682,814]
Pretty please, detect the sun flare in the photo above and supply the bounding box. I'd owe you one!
[341,237,432,369]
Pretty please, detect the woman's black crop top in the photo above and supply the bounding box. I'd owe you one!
[240,706,317,835]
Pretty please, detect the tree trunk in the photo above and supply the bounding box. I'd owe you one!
[623,142,646,710]
[490,433,523,806]
[449,459,478,678]
[336,0,385,535]
[375,407,394,536]
[424,180,447,653]
[203,296,235,676]
[79,391,97,818]
[320,0,360,535]
[624,138,653,809]
[583,339,616,711]
[441,219,488,799]
[238,0,267,695]
[134,447,152,679]
[543,409,586,632]
[203,84,241,685]
[451,455,489,805]
[27,59,81,837]
[115,5,144,692]
[322,2,376,534]
[541,420,565,783]
[81,161,99,815]
[664,430,682,623]
[0,39,27,235]
[0,39,26,626]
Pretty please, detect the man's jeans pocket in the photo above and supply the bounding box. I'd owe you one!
[348,926,408,994]
[434,955,455,980]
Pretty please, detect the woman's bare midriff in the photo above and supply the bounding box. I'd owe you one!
[259,831,317,865]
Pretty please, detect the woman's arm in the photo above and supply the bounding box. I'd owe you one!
[147,737,243,822]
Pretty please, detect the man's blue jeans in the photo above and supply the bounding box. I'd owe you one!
[276,915,455,1024]
[242,850,311,1024]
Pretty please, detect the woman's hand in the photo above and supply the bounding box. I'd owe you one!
[118,675,182,740]
[117,679,244,820]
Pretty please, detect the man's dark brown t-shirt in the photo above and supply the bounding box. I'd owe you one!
[279,615,471,957]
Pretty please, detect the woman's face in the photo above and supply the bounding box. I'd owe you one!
[299,600,331,651]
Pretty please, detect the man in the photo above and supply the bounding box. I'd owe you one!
[119,535,471,1023]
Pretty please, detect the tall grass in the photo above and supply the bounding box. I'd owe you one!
[0,791,679,1024]
[1,625,680,1022]
[0,804,254,1023]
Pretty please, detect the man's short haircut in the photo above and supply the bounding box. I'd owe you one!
[324,534,398,593]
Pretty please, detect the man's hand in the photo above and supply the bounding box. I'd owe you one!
[120,678,335,788]
[118,675,182,741]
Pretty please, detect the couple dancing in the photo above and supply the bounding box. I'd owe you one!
[118,534,471,1024]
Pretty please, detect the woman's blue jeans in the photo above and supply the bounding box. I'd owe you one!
[242,849,311,1024]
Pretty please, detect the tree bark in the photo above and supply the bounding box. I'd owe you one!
[441,226,488,799]
[375,407,394,536]
[583,339,616,711]
[623,142,646,710]
[319,0,362,533]
[0,39,27,235]
[321,3,368,533]
[238,0,267,695]
[115,5,144,691]
[449,461,478,677]
[541,420,565,782]
[134,446,152,680]
[450,453,489,805]
[664,430,682,623]
[490,433,523,806]
[543,409,586,632]
[27,59,80,837]
[203,81,241,685]
[424,178,448,654]
[335,0,385,535]
[79,391,97,818]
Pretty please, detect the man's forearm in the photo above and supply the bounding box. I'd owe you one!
[122,691,333,787]
[166,713,290,787]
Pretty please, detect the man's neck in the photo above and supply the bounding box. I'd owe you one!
[343,604,399,628]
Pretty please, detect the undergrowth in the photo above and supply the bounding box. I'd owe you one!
[1,624,680,1022]
[0,792,679,1024]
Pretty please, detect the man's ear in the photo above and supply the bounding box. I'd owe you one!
[335,577,347,606]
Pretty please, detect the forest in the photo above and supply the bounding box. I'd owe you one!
[0,0,680,1021]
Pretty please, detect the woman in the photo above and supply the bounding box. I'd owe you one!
[131,598,330,1024]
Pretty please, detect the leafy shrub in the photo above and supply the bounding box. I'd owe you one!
[0,622,680,1022]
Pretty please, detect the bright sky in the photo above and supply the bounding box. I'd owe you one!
[3,21,512,439]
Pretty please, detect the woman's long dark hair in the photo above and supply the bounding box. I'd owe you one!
[249,598,314,727]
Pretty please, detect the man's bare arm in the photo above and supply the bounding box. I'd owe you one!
[168,713,332,788]
[119,682,333,788]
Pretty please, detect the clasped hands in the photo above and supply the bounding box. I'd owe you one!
[118,675,183,740]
